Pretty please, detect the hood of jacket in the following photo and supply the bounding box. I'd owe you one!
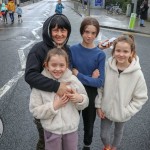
[1,3,7,11]
[2,3,5,7]
[108,56,141,74]
[42,14,71,48]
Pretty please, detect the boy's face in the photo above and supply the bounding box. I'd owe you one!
[82,25,97,45]
[51,26,68,45]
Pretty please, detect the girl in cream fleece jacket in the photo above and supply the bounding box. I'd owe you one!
[95,34,148,150]
[29,48,89,150]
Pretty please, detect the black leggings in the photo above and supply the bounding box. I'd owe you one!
[82,85,98,146]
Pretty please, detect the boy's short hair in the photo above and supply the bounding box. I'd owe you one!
[80,17,100,37]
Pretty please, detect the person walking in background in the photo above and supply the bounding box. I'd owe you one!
[139,0,149,27]
[16,4,23,23]
[95,34,148,150]
[55,0,64,14]
[7,0,15,24]
[70,17,106,150]
[29,48,89,150]
[0,3,8,24]
[83,0,88,10]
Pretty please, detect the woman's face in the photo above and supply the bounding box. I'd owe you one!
[51,25,68,45]
[114,41,132,65]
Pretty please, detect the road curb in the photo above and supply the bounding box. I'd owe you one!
[99,25,150,36]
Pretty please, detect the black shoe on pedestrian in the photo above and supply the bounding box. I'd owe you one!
[82,146,90,150]
[140,24,145,27]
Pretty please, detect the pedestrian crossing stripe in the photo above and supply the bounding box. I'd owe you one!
[0,118,3,139]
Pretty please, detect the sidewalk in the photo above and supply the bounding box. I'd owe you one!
[67,1,150,35]
[90,8,150,35]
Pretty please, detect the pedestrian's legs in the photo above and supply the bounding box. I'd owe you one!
[82,86,97,148]
[111,122,125,148]
[5,12,7,23]
[21,16,23,23]
[2,14,5,22]
[9,13,13,22]
[62,131,78,150]
[18,15,20,22]
[140,19,145,27]
[100,118,112,149]
[141,20,144,25]
[44,130,62,150]
[12,12,14,23]
[34,119,45,150]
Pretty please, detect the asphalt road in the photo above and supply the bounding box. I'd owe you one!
[0,0,150,150]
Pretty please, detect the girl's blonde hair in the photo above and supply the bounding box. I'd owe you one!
[43,48,69,67]
[112,34,136,63]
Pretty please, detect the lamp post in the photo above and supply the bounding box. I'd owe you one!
[87,0,90,16]
[132,0,137,13]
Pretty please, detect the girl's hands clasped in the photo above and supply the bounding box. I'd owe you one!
[53,94,69,110]
[54,87,83,110]
[66,89,83,103]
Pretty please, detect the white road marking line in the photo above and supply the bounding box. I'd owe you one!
[18,50,26,70]
[32,30,40,39]
[0,39,35,101]
[32,21,43,39]
[43,14,47,17]
[18,40,35,70]
[19,40,35,50]
[0,71,24,99]
[0,118,3,139]
[0,7,47,102]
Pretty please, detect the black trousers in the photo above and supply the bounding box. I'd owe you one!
[34,119,45,150]
[82,85,98,146]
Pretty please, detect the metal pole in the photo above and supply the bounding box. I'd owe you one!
[87,0,90,16]
[16,0,19,4]
[82,0,84,9]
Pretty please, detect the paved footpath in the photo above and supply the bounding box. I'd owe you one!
[67,1,150,35]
